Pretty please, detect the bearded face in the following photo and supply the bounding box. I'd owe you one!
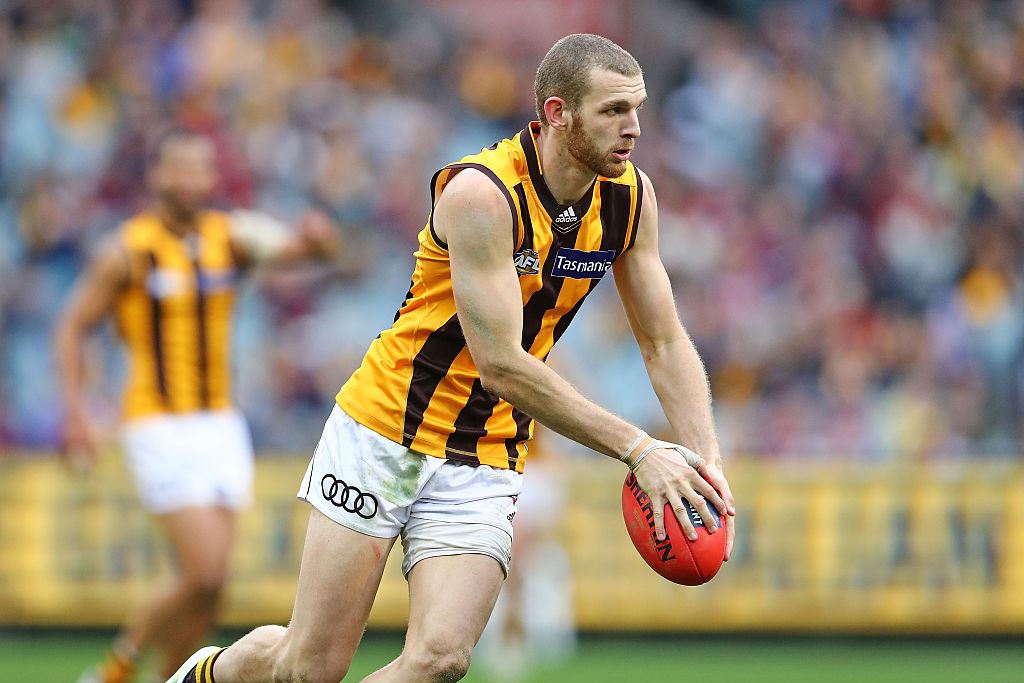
[561,69,644,179]
[565,115,631,179]
[151,136,218,223]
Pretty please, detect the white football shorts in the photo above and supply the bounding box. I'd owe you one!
[121,409,254,514]
[297,405,522,577]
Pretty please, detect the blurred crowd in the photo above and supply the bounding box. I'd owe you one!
[3,0,1024,460]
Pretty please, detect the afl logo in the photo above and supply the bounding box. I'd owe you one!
[513,248,540,276]
[321,474,379,519]
[146,269,190,298]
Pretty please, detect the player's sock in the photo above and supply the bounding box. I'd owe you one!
[96,644,137,683]
[181,648,225,683]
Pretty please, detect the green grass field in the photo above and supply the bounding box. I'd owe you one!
[1,630,1021,683]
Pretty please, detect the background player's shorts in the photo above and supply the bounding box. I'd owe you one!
[297,405,522,577]
[121,409,254,514]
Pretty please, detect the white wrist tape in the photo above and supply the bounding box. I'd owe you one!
[619,432,647,464]
[626,436,704,472]
[230,209,292,262]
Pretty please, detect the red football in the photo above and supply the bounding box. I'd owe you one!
[621,472,726,585]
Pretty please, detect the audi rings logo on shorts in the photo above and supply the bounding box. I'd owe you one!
[320,474,379,519]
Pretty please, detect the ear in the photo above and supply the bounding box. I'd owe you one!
[543,96,571,131]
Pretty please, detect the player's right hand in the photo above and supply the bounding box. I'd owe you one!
[699,460,737,561]
[298,209,341,259]
[59,412,98,473]
[632,446,727,543]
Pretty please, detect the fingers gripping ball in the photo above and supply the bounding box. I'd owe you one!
[621,472,725,585]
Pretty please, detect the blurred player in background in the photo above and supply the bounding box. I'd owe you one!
[54,128,339,683]
[170,33,735,683]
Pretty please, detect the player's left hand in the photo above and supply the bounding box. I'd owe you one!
[698,460,736,561]
[59,410,98,475]
[298,209,340,259]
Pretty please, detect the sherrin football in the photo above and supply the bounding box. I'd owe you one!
[621,472,725,585]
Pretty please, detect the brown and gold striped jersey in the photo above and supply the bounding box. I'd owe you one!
[114,210,237,420]
[337,122,643,472]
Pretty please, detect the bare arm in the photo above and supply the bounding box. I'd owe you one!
[613,169,736,557]
[229,208,341,269]
[436,170,725,543]
[613,172,719,463]
[436,169,642,461]
[53,238,129,463]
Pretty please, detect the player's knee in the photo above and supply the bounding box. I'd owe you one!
[427,648,472,682]
[405,639,472,682]
[271,637,349,683]
[180,569,227,603]
[433,652,472,682]
[271,659,348,683]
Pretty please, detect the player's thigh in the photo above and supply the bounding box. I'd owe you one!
[404,553,505,660]
[279,507,396,671]
[154,505,236,589]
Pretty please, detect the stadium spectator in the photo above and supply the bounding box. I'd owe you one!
[4,0,1024,462]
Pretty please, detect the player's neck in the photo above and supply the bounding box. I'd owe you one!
[155,203,199,237]
[536,127,597,206]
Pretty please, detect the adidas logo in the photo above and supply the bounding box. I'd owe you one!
[554,206,577,223]
[552,206,581,233]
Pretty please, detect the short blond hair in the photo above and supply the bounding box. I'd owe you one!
[534,34,641,126]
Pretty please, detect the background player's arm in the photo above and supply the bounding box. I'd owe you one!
[228,208,341,269]
[53,238,130,466]
[612,169,736,558]
[437,170,725,541]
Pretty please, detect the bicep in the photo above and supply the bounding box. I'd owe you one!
[433,171,523,370]
[612,173,686,350]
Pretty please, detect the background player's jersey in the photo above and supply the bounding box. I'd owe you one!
[338,122,643,472]
[114,210,237,420]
